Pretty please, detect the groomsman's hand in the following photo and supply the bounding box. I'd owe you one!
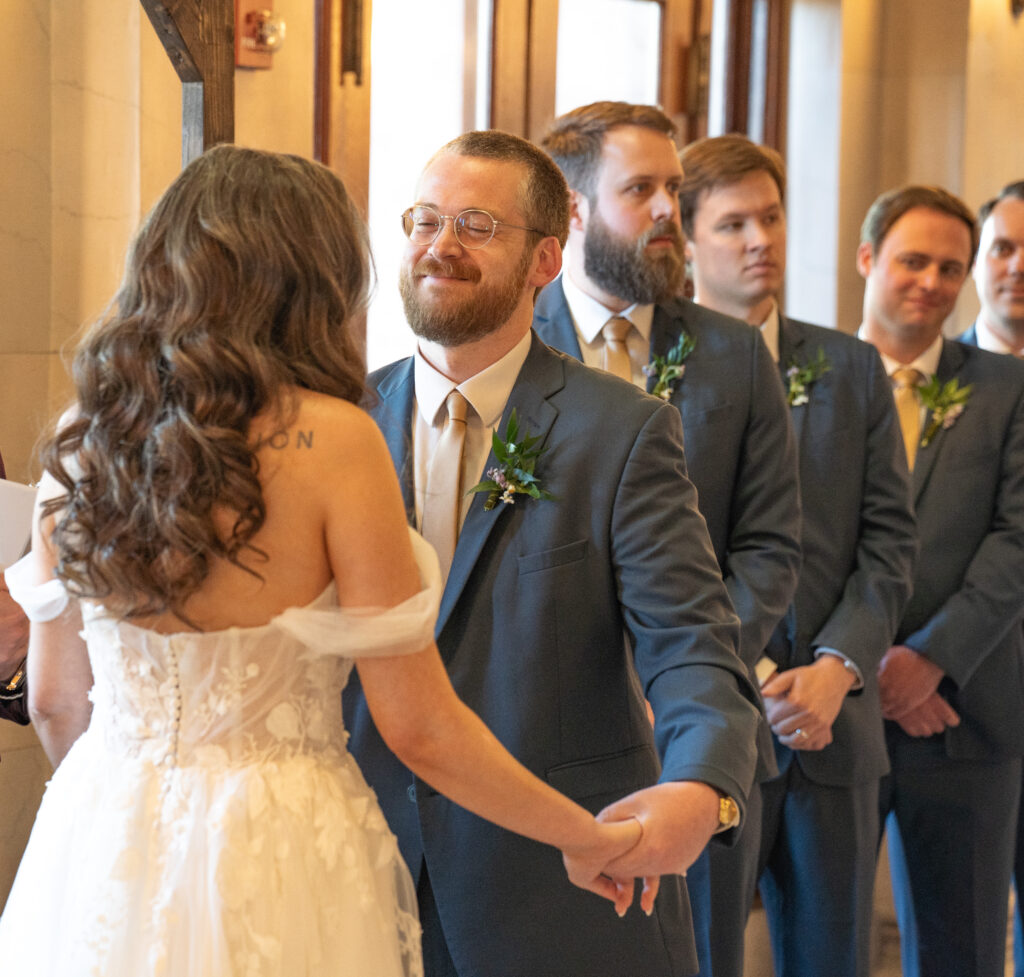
[595,781,720,912]
[878,644,945,719]
[892,692,960,738]
[761,656,854,749]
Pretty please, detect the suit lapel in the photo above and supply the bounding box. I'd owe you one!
[533,280,584,361]
[778,316,807,445]
[368,360,417,522]
[436,336,564,636]
[912,339,965,502]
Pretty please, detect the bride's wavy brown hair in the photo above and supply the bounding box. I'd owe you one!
[42,145,371,621]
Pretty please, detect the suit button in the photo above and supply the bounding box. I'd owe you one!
[407,783,417,803]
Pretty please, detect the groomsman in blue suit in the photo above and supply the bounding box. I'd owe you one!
[344,129,763,977]
[532,104,802,977]
[957,180,1024,977]
[677,135,916,977]
[860,185,1024,977]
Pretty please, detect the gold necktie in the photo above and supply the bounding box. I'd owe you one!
[892,367,924,471]
[601,316,634,382]
[421,390,469,581]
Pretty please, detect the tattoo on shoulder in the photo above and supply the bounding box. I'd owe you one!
[254,429,315,451]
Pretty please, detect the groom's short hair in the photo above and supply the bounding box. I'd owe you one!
[432,130,570,248]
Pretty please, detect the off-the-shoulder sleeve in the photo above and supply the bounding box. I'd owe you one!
[274,528,442,659]
[5,552,70,622]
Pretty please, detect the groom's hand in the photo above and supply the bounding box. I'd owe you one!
[596,781,720,911]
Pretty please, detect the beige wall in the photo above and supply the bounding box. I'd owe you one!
[787,0,1019,337]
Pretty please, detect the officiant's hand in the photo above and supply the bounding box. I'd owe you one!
[562,816,643,917]
[596,781,720,912]
[0,572,28,680]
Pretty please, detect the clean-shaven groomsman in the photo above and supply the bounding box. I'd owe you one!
[860,184,1024,977]
[678,134,916,977]
[957,179,1024,977]
[533,103,801,977]
[343,129,762,977]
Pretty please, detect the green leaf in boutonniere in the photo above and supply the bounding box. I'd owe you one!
[642,331,696,400]
[467,409,555,511]
[918,375,972,447]
[785,347,832,406]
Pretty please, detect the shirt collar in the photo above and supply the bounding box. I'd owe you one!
[560,268,654,345]
[757,300,781,362]
[975,316,1024,356]
[413,328,533,429]
[868,331,945,379]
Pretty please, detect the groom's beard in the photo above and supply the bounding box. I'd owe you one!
[583,210,685,305]
[400,247,533,347]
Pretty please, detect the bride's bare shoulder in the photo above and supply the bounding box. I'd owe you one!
[251,389,390,476]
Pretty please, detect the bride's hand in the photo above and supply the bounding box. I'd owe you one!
[562,816,647,917]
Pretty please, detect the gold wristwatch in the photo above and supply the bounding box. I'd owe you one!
[715,793,740,833]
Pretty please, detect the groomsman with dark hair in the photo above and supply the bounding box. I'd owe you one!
[860,184,1024,977]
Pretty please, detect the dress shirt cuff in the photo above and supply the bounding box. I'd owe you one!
[813,647,864,691]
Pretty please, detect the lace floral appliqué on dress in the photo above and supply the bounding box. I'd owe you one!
[0,530,440,977]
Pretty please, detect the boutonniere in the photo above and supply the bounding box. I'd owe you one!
[918,376,972,446]
[468,409,554,510]
[642,331,696,400]
[785,348,832,406]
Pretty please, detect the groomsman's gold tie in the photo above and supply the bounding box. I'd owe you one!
[601,316,634,382]
[421,389,469,581]
[892,367,925,470]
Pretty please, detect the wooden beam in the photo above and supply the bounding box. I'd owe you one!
[140,0,235,164]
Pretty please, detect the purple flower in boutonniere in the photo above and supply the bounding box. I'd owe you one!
[467,409,554,510]
[918,376,972,447]
[642,331,696,401]
[785,347,832,406]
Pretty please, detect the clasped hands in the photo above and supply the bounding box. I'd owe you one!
[760,655,856,750]
[878,644,959,737]
[562,781,721,918]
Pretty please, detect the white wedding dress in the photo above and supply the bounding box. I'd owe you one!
[0,530,440,977]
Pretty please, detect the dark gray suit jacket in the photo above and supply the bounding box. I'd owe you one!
[772,317,917,786]
[912,334,1024,760]
[533,281,801,672]
[345,335,761,977]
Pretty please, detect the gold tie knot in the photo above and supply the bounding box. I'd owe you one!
[601,316,634,382]
[603,316,632,344]
[445,389,469,427]
[892,367,924,391]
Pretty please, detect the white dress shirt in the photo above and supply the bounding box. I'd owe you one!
[560,271,654,389]
[412,330,533,534]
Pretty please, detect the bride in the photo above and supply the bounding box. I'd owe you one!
[0,145,641,976]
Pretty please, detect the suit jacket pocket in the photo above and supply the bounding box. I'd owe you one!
[546,744,658,804]
[518,538,588,575]
[681,401,733,426]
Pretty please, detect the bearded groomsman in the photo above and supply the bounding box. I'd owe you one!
[532,106,802,977]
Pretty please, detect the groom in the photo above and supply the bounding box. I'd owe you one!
[343,130,761,977]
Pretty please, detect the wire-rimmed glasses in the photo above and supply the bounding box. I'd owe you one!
[401,205,544,250]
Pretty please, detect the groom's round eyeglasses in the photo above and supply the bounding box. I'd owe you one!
[401,205,544,250]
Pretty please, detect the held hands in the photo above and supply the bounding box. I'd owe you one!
[562,816,644,918]
[878,645,946,722]
[594,781,722,915]
[761,656,855,750]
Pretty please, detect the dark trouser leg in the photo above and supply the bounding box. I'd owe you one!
[882,725,1021,977]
